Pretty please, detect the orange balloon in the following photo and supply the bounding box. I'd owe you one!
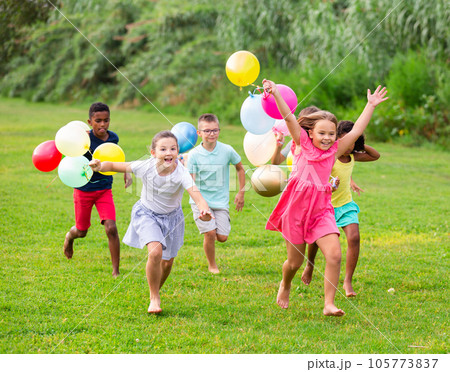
[226,51,260,87]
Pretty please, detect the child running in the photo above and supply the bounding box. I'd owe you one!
[262,79,388,316]
[63,102,132,277]
[301,120,380,297]
[90,130,212,314]
[187,113,245,273]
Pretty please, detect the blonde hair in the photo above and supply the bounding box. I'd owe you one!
[298,110,338,132]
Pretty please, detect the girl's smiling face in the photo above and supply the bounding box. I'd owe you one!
[308,120,337,151]
[151,137,179,169]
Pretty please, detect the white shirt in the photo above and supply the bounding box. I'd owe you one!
[131,158,195,214]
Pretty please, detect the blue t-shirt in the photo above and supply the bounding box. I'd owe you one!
[187,141,241,209]
[77,130,119,192]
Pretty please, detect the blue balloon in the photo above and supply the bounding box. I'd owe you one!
[171,122,198,153]
[240,93,275,135]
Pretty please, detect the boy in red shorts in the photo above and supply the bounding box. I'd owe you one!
[63,102,132,277]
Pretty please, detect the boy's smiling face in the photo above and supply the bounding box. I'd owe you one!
[88,111,110,139]
[197,120,220,146]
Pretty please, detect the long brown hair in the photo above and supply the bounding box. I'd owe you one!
[298,110,338,132]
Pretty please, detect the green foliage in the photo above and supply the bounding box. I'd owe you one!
[387,50,435,107]
[0,0,448,144]
[1,98,449,353]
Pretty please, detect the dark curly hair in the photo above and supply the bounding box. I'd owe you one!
[337,120,365,152]
[89,102,110,119]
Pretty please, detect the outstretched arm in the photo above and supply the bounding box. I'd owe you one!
[262,79,300,145]
[89,159,133,174]
[186,185,213,221]
[337,86,388,158]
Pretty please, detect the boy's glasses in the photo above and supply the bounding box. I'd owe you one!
[200,129,220,134]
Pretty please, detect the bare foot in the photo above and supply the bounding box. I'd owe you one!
[63,233,73,259]
[301,264,314,286]
[343,282,357,297]
[112,270,120,278]
[323,304,345,317]
[276,281,290,309]
[148,299,162,314]
[208,265,220,274]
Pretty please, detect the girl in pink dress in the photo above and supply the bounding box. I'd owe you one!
[262,79,388,316]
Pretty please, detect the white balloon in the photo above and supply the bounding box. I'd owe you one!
[66,120,91,132]
[243,131,277,166]
[55,124,91,157]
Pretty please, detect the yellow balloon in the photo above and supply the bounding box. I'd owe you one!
[286,151,293,172]
[251,164,287,197]
[226,51,260,87]
[92,143,125,175]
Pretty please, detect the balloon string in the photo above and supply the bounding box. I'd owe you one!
[46,175,59,188]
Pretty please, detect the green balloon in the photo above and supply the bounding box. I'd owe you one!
[58,156,93,188]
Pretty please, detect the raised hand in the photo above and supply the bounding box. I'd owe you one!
[262,79,278,95]
[367,86,389,107]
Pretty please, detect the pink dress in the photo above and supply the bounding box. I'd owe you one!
[266,127,339,244]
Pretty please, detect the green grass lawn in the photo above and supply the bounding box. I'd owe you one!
[0,98,448,354]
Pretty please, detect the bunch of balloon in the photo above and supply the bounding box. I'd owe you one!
[262,84,298,119]
[171,122,198,154]
[93,143,125,175]
[243,131,277,167]
[240,91,275,135]
[32,140,63,172]
[226,51,260,88]
[58,156,93,188]
[55,122,92,187]
[251,164,287,197]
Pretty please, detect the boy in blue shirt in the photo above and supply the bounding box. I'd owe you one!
[187,114,245,273]
[63,102,132,277]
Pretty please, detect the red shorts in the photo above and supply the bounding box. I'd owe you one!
[74,189,116,231]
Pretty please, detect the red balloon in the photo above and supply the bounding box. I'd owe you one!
[32,140,63,172]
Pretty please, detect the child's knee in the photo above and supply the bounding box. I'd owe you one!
[327,249,341,266]
[147,243,163,261]
[217,234,228,243]
[103,221,118,237]
[204,230,216,240]
[287,257,304,271]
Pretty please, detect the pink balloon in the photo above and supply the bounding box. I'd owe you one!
[272,119,290,136]
[262,84,298,119]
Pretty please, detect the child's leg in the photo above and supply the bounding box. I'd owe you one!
[203,230,219,273]
[103,219,120,277]
[146,241,163,313]
[301,243,319,285]
[160,258,175,289]
[65,189,93,258]
[277,240,306,309]
[316,234,345,316]
[64,226,88,259]
[341,223,360,297]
